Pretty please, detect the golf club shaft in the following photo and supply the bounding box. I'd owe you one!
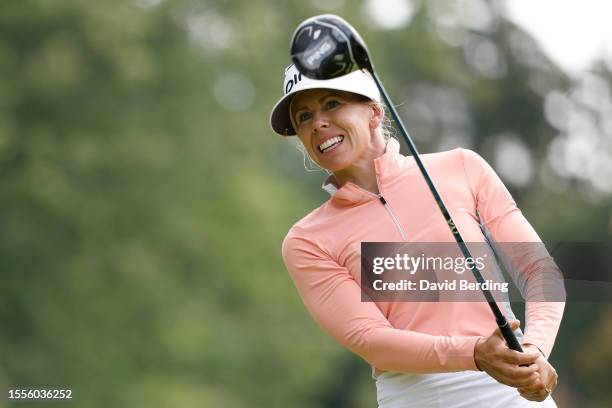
[370,71,523,352]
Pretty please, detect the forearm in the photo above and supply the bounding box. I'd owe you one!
[522,301,565,358]
[358,326,480,373]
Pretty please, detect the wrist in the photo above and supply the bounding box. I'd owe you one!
[522,343,545,358]
[473,337,484,371]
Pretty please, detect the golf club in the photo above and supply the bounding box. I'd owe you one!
[290,14,523,353]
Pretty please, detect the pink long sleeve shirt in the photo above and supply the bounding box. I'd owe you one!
[282,138,564,375]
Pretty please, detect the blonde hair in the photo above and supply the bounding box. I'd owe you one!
[377,102,398,144]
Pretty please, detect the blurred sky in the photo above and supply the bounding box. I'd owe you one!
[361,0,612,76]
[504,0,612,76]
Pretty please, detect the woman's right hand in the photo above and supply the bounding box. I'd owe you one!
[473,320,541,388]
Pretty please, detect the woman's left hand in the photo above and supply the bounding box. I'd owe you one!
[517,344,558,402]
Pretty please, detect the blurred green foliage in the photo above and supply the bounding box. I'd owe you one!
[0,1,610,407]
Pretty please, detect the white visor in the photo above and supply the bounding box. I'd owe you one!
[269,64,381,136]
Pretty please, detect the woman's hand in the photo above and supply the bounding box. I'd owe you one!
[517,344,558,402]
[474,320,541,388]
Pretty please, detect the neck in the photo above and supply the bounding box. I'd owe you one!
[334,161,380,195]
[332,136,388,195]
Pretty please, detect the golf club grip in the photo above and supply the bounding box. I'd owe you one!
[370,71,524,352]
[498,317,523,352]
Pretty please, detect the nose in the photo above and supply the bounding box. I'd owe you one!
[312,110,330,134]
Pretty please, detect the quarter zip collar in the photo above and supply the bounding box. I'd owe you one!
[321,138,407,207]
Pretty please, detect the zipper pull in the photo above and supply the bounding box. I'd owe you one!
[378,194,387,205]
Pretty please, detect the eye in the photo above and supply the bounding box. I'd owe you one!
[297,111,312,124]
[325,99,340,109]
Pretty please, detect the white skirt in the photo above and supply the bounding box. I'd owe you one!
[375,370,557,408]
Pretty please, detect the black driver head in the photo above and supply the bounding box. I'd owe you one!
[290,14,374,80]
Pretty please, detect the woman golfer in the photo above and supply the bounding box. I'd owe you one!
[270,64,564,407]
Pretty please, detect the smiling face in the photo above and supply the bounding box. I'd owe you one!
[289,89,385,176]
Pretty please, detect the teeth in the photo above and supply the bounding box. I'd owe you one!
[319,136,343,151]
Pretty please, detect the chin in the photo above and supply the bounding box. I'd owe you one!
[321,160,351,174]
